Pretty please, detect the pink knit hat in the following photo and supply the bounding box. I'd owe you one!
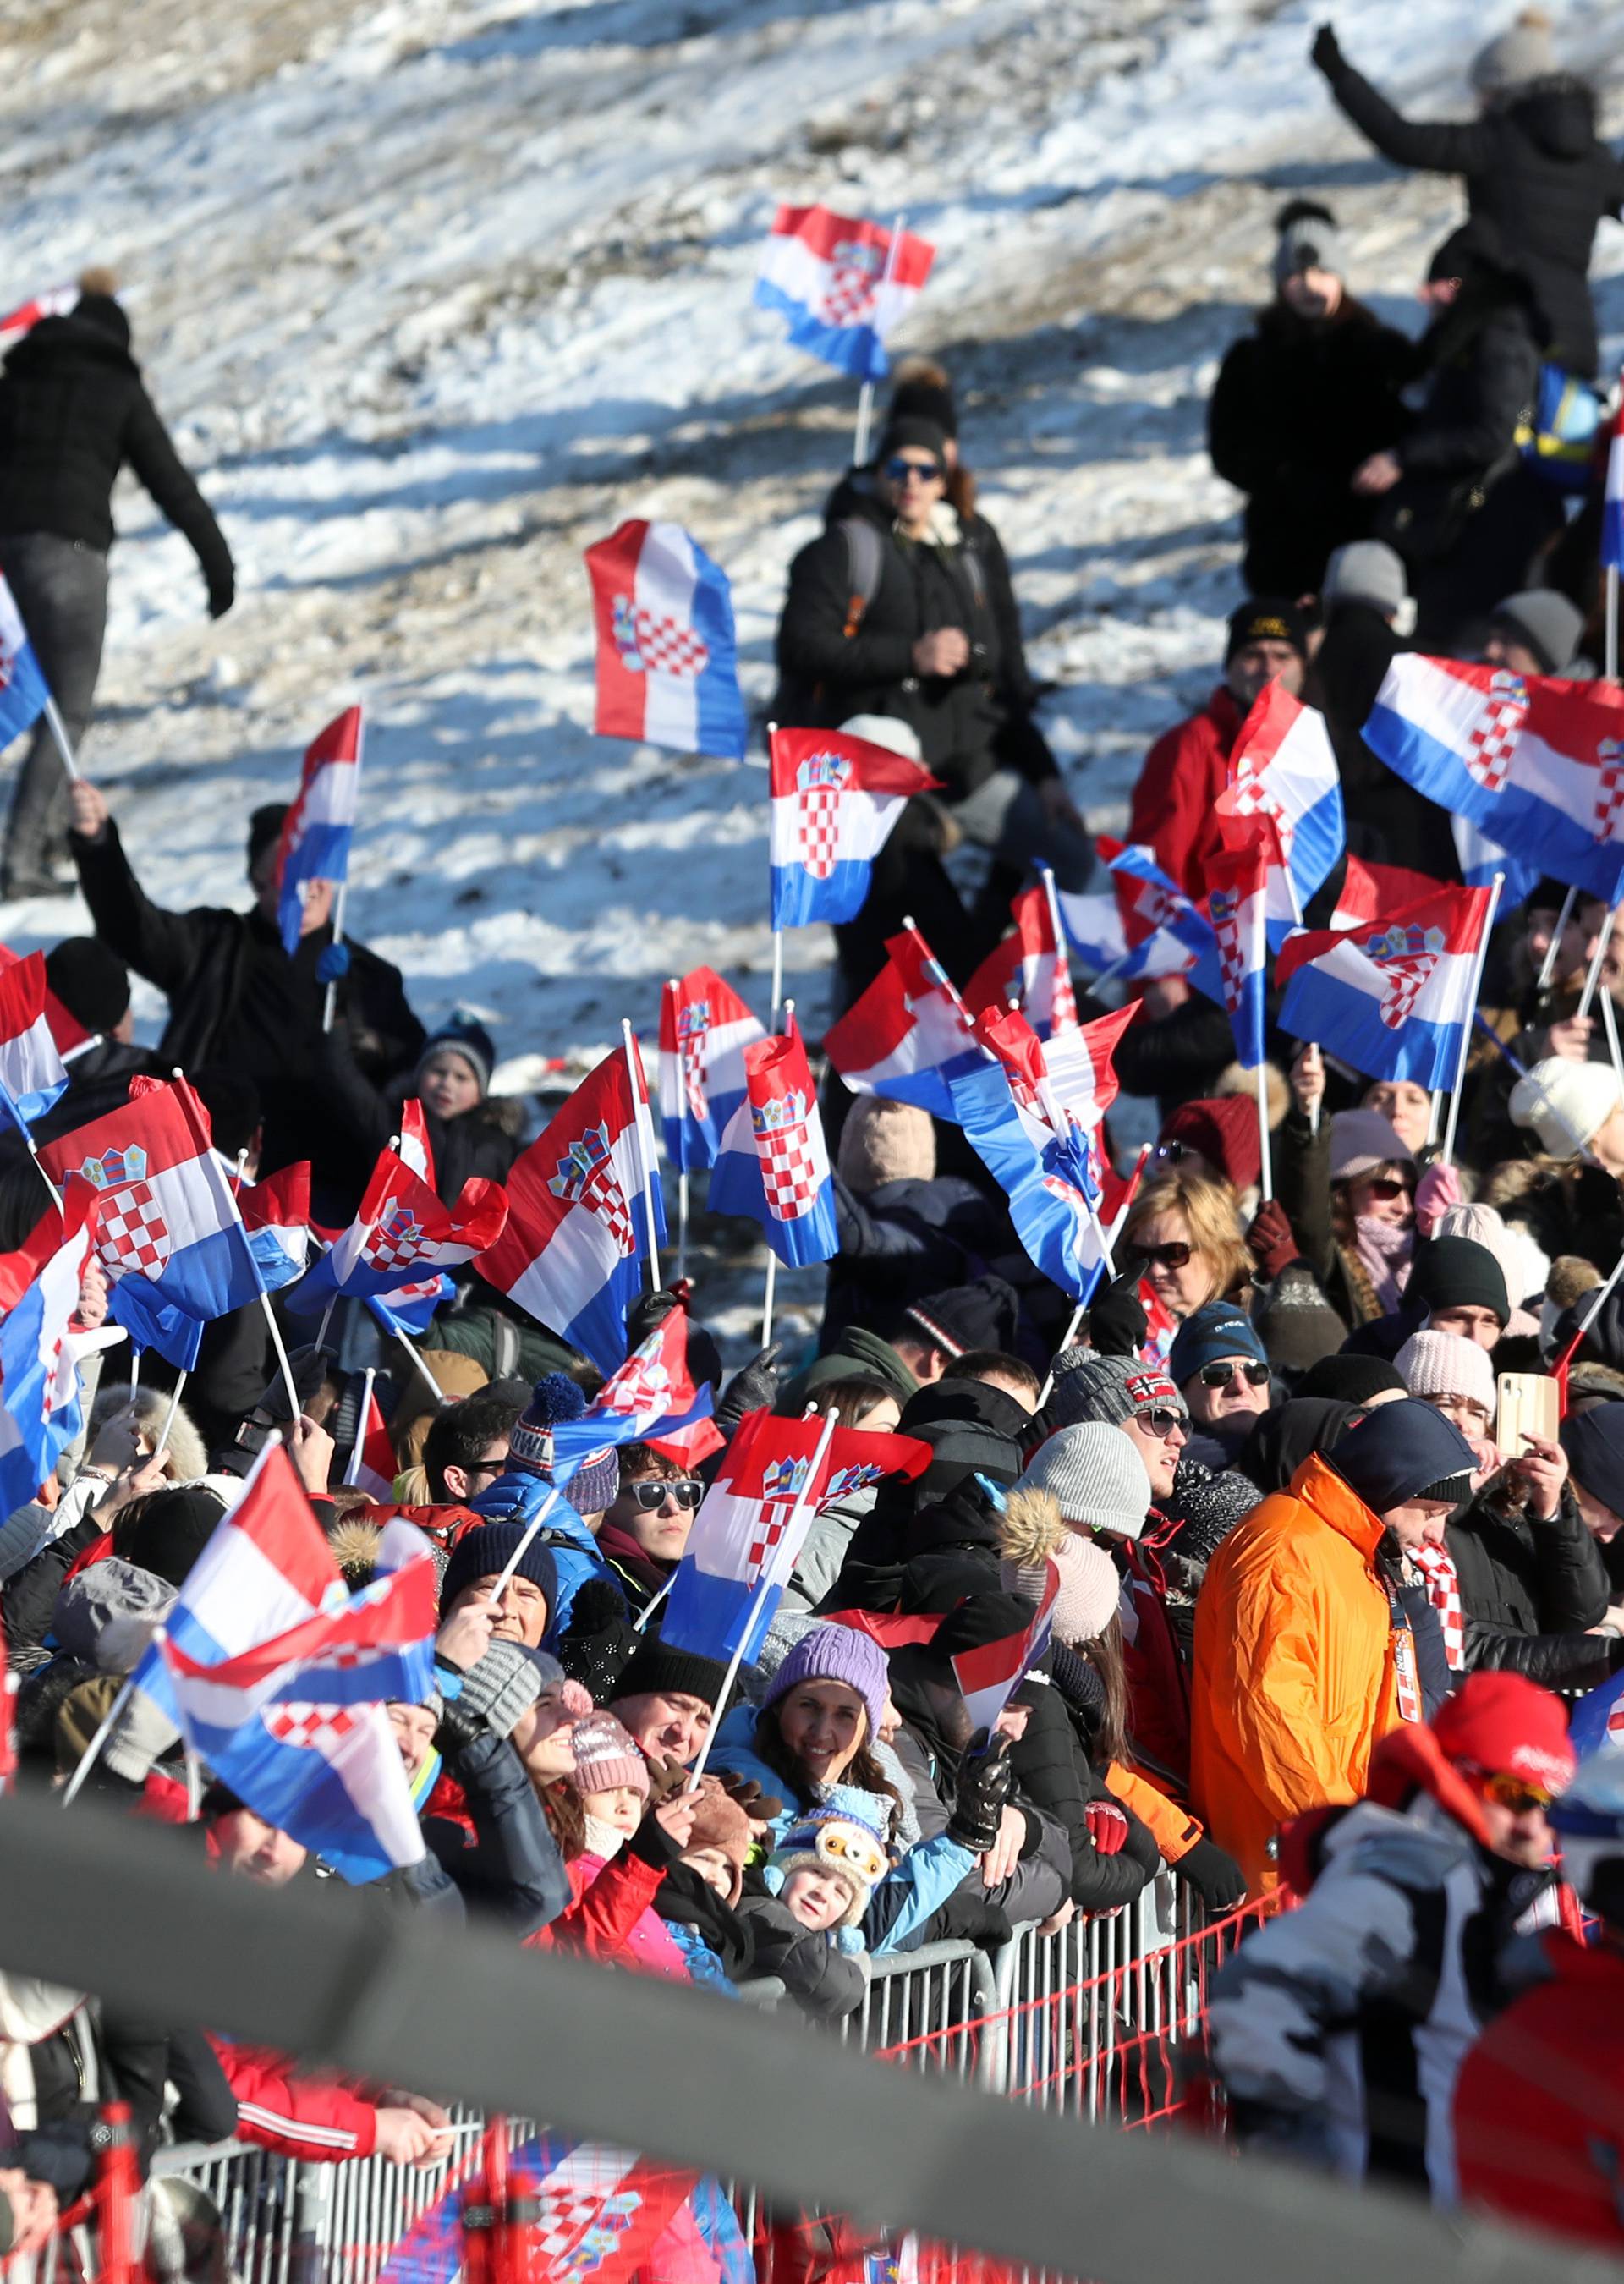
[565,1712,651,1798]
[1001,1533,1120,1645]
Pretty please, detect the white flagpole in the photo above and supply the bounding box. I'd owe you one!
[621,1019,661,1290]
[129,1346,139,1403]
[851,213,906,469]
[19,1124,63,1214]
[688,1409,839,1787]
[1037,865,1077,1024]
[1251,886,1273,1202]
[321,706,364,1035]
[172,1068,302,1421]
[1609,564,1619,686]
[343,1365,376,1489]
[1577,902,1618,1021]
[41,695,80,785]
[1536,884,1579,994]
[60,1671,137,1807]
[664,980,690,1284]
[769,933,785,1033]
[1601,977,1624,1106]
[154,1372,187,1463]
[761,1252,778,1348]
[1441,870,1504,1166]
[486,1489,559,1602]
[393,1326,445,1406]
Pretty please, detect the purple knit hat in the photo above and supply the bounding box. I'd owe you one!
[760,1623,890,1746]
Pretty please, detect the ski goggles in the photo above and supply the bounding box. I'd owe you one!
[627,1478,704,1512]
[1472,1769,1557,1814]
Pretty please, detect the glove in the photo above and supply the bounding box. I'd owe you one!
[1175,1835,1248,1912]
[315,942,351,986]
[626,1287,681,1348]
[207,574,234,620]
[439,1639,544,1745]
[947,1732,1015,1853]
[1247,1200,1299,1281]
[1084,1800,1129,1858]
[1082,1274,1147,1359]
[710,1771,783,1826]
[643,1752,693,1809]
[1413,1159,1463,1238]
[1309,21,1343,74]
[716,1342,783,1434]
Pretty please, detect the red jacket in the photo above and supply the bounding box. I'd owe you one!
[1127,687,1243,903]
[211,2040,380,2160]
[525,1848,666,1963]
[1454,1929,1624,2248]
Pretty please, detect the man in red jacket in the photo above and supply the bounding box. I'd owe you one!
[1127,597,1309,902]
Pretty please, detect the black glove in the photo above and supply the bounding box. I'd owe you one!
[626,1287,682,1348]
[1177,1836,1248,1912]
[716,1342,783,1435]
[1084,1273,1147,1359]
[1310,21,1343,75]
[553,1577,637,1700]
[207,572,235,621]
[947,1732,1015,1853]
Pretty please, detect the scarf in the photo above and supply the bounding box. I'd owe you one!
[1354,1214,1414,1315]
[1410,1540,1467,1672]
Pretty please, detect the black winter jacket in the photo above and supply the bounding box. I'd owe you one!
[1448,1480,1624,1688]
[69,819,423,1215]
[0,316,233,606]
[776,481,1054,797]
[1322,62,1624,378]
[315,1023,522,1205]
[1208,297,1413,595]
[1396,268,1543,487]
[823,1172,1006,1343]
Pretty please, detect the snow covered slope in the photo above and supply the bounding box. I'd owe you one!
[3,0,1623,1054]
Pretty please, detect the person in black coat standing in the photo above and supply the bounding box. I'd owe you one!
[1312,17,1624,381]
[0,273,234,897]
[66,777,422,1219]
[1209,201,1414,597]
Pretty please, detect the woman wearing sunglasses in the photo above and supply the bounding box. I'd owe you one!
[1119,1169,1254,1322]
[595,1447,705,1617]
[1276,1095,1419,1332]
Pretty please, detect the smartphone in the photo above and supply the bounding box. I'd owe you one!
[1497,1372,1560,1457]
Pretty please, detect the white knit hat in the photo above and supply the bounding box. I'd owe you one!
[1016,1425,1153,1540]
[839,713,924,762]
[1508,1057,1624,1161]
[1469,8,1556,95]
[1396,1330,1496,1419]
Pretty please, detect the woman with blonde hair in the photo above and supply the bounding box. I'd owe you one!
[1119,1170,1252,1323]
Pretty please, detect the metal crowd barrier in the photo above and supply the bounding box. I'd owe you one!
[76,1894,1246,2284]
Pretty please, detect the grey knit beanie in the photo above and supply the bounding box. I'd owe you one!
[1017,1425,1154,1540]
[1490,589,1585,676]
[1047,1350,1186,1432]
[1274,200,1345,285]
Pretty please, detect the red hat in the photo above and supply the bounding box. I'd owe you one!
[1157,1097,1261,1193]
[1431,1673,1576,1795]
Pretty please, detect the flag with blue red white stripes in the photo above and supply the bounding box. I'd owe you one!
[754,205,935,382]
[824,925,983,1121]
[1605,395,1624,573]
[0,951,67,1131]
[658,967,765,1172]
[546,1304,722,1484]
[1213,681,1343,941]
[1276,881,1495,1089]
[286,1147,507,1318]
[0,574,52,760]
[587,521,747,762]
[947,1056,1111,1306]
[0,1175,100,1523]
[276,707,363,955]
[965,874,1078,1039]
[769,726,940,930]
[1204,838,1270,1071]
[707,1017,838,1268]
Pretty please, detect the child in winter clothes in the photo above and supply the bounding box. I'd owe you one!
[539,1713,694,1980]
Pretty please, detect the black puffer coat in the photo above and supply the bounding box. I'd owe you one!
[1208,295,1414,595]
[0,312,233,604]
[1449,1480,1624,1688]
[1322,61,1624,377]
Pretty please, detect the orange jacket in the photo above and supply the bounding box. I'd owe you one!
[1189,1451,1404,1895]
[1106,1761,1203,1864]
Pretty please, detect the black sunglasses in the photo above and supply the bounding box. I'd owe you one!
[1138,1240,1193,1269]
[1199,1359,1271,1390]
[627,1478,704,1511]
[882,454,943,485]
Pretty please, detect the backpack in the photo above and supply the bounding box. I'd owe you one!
[772,515,988,728]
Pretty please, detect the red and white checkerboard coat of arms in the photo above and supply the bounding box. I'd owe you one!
[1362,920,1446,1029]
[612,1353,672,1419]
[818,237,883,327]
[677,999,711,1123]
[1596,737,1624,843]
[548,1121,636,1256]
[262,1702,360,1752]
[794,751,853,881]
[1209,887,1246,1016]
[1224,754,1295,859]
[747,1455,812,1571]
[360,1200,425,1275]
[611,593,709,680]
[78,1143,172,1282]
[1462,669,1528,793]
[1124,876,1177,943]
[752,1090,820,1223]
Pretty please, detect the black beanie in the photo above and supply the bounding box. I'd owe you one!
[190,1068,263,1158]
[1226,597,1309,663]
[1412,1236,1509,1328]
[124,1488,227,1591]
[439,1522,558,1619]
[247,804,288,875]
[888,362,957,440]
[1292,1353,1407,1407]
[1561,1404,1624,1509]
[73,290,130,349]
[1326,1398,1477,1516]
[44,937,129,1033]
[875,415,948,468]
[611,1637,735,1713]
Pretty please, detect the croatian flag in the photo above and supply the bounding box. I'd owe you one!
[239,1161,311,1295]
[380,2139,699,2284]
[1276,881,1495,1087]
[398,1098,436,1190]
[1604,396,1624,574]
[547,1305,722,1484]
[1363,655,1624,903]
[0,945,90,1058]
[348,1382,398,1502]
[0,285,77,349]
[586,521,747,762]
[286,1148,507,1318]
[0,1177,99,1521]
[0,952,68,1129]
[768,726,940,930]
[824,925,983,1120]
[754,206,935,382]
[476,1044,663,1375]
[276,707,363,956]
[128,1438,348,1725]
[663,1409,930,1661]
[0,574,52,758]
[965,874,1078,1038]
[1060,839,1224,997]
[1213,683,1344,933]
[974,1001,1138,1147]
[1568,1672,1624,1757]
[951,1560,1058,1733]
[40,1077,266,1348]
[366,1273,454,1340]
[948,1059,1111,1305]
[708,1020,838,1268]
[659,968,765,1172]
[1330,854,1443,926]
[1204,841,1270,1070]
[158,1535,439,1885]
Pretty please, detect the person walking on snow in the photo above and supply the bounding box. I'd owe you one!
[0,272,233,898]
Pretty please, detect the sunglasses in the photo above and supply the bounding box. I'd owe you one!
[1137,1408,1188,1439]
[882,455,943,485]
[1199,1359,1271,1390]
[1475,1770,1554,1814]
[1359,1176,1413,1202]
[626,1478,704,1512]
[1138,1240,1193,1269]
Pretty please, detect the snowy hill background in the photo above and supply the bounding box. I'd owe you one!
[3,0,1624,1337]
